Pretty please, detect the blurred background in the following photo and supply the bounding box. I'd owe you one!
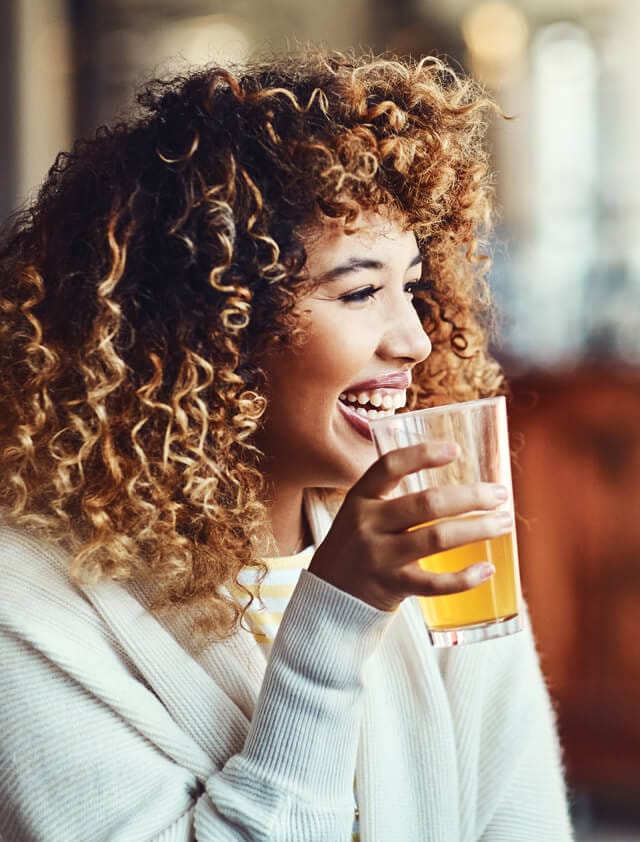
[1,1,639,838]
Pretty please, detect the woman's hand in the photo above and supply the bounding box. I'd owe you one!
[308,441,512,612]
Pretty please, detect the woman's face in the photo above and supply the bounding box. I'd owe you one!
[256,210,432,492]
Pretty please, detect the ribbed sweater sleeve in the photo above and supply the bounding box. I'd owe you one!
[197,570,391,840]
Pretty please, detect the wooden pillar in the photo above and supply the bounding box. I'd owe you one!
[15,0,73,206]
[0,0,18,221]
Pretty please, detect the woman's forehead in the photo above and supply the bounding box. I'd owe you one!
[300,211,420,279]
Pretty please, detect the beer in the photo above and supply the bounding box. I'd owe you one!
[417,527,520,631]
[371,397,523,645]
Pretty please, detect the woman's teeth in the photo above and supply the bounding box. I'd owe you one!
[338,389,407,419]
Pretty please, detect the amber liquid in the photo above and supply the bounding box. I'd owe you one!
[418,526,520,631]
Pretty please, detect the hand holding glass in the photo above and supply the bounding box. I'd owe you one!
[369,396,523,646]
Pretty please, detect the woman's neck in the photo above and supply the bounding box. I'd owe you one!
[264,485,312,556]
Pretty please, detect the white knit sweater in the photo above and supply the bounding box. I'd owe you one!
[0,494,573,841]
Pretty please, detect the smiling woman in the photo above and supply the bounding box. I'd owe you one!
[0,49,572,841]
[255,213,432,517]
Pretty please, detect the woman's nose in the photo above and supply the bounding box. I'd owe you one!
[379,295,432,364]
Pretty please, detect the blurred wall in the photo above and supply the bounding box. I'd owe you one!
[72,0,375,137]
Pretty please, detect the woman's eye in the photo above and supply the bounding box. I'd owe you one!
[338,285,382,304]
[404,279,432,297]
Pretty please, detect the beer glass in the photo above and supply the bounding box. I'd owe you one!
[369,396,523,646]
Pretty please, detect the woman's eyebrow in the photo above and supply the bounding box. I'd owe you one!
[317,251,423,283]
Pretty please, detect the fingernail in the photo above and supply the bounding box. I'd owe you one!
[491,485,509,502]
[477,562,495,582]
[436,441,459,459]
[495,512,513,532]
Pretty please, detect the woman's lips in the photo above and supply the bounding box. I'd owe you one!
[337,399,373,441]
[345,371,411,392]
[337,370,410,443]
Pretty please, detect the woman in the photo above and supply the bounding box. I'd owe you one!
[0,50,572,840]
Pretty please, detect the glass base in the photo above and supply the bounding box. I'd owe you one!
[428,613,523,647]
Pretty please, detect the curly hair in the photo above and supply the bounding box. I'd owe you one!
[0,48,504,638]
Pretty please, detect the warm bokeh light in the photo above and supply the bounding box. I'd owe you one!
[462,1,529,65]
[153,14,253,68]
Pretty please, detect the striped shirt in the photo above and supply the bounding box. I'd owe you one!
[234,547,314,658]
[231,547,360,840]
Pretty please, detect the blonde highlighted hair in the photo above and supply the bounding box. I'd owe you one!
[0,48,504,638]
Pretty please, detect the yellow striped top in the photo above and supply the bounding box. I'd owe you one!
[233,546,314,657]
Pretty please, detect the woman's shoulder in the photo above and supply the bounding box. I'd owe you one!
[0,514,157,705]
[0,515,105,638]
[0,512,77,579]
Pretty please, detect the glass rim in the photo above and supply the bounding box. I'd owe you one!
[368,395,506,428]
